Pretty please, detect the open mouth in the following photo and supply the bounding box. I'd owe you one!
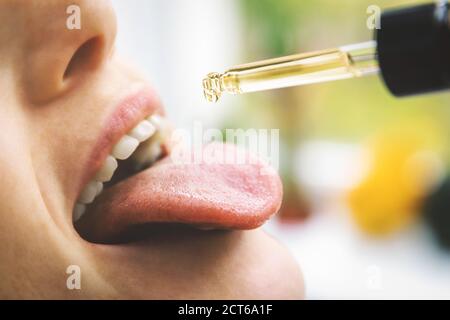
[74,89,283,244]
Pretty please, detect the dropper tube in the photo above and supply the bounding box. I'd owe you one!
[203,41,379,102]
[204,2,450,101]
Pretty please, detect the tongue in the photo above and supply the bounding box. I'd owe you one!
[76,143,282,243]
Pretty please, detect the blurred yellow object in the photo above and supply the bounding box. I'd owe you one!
[347,121,445,236]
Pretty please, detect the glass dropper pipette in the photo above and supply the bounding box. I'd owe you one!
[203,2,450,102]
[203,41,378,103]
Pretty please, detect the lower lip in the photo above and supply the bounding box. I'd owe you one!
[80,87,162,194]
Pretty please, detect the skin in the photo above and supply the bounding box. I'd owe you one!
[0,0,304,299]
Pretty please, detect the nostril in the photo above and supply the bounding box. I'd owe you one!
[63,36,105,80]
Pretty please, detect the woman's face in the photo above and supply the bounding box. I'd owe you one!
[0,0,303,299]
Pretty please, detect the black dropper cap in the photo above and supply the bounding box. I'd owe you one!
[376,1,450,97]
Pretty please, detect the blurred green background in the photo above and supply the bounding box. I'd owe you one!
[232,0,450,142]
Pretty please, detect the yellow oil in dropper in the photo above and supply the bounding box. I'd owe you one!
[203,41,379,102]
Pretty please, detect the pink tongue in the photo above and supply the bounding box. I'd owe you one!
[76,143,282,243]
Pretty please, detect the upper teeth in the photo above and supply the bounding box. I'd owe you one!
[73,114,170,222]
[128,119,156,142]
[78,180,103,204]
[94,155,118,182]
[112,135,140,160]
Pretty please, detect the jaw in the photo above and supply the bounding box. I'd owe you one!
[62,227,303,299]
[1,189,302,300]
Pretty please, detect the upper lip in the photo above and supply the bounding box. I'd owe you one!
[78,87,163,200]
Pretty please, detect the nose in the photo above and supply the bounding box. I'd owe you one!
[23,0,117,104]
